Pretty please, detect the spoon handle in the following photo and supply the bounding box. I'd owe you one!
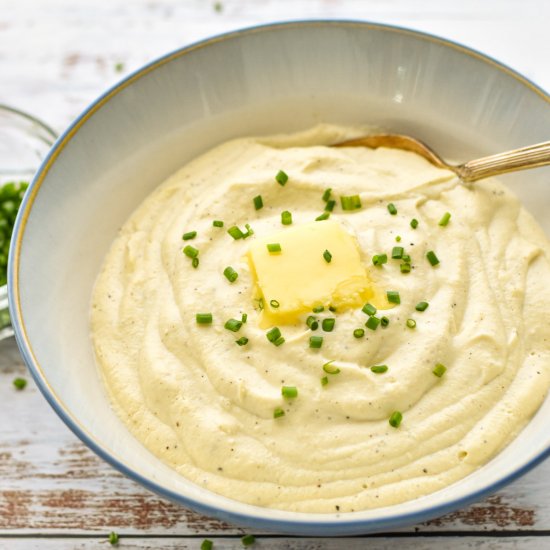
[458,141,550,182]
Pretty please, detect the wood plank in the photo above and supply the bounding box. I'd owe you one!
[1,337,549,534]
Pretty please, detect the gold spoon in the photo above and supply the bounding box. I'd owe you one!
[333,134,550,183]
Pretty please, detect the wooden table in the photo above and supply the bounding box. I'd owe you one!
[2,1,550,548]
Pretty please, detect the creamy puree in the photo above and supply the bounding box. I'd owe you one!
[91,125,550,513]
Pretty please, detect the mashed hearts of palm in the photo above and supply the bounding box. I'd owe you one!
[91,125,550,513]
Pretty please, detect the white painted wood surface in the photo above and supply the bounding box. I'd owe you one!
[1,1,550,547]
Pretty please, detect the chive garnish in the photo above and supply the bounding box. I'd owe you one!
[267,243,282,253]
[192,257,199,268]
[270,299,280,308]
[416,301,429,312]
[321,376,329,386]
[400,263,411,274]
[392,246,404,259]
[235,337,249,346]
[365,316,380,331]
[426,250,440,266]
[316,212,330,221]
[273,407,285,419]
[213,220,224,227]
[266,327,281,343]
[329,305,337,312]
[274,336,285,346]
[182,231,197,240]
[241,313,248,323]
[306,316,319,330]
[433,363,447,377]
[372,253,388,266]
[387,203,397,215]
[201,540,213,550]
[243,223,254,238]
[362,303,377,316]
[196,313,213,324]
[325,199,336,212]
[396,235,401,242]
[389,411,403,428]
[381,316,390,327]
[12,377,27,390]
[309,335,323,349]
[402,254,411,262]
[312,305,324,313]
[322,188,332,202]
[406,318,416,329]
[241,535,256,547]
[275,170,289,185]
[323,249,332,263]
[353,328,365,338]
[340,194,362,210]
[439,212,451,226]
[387,291,400,304]
[410,218,419,229]
[109,532,119,546]
[282,385,298,399]
[223,266,238,283]
[281,210,292,225]
[323,361,340,374]
[227,226,245,240]
[370,365,388,374]
[322,318,335,332]
[253,195,263,210]
[183,245,199,258]
[224,318,243,332]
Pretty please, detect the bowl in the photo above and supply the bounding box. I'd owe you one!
[9,21,550,535]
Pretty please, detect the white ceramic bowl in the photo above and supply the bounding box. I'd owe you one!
[9,21,550,535]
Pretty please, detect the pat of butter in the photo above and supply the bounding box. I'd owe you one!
[247,220,371,324]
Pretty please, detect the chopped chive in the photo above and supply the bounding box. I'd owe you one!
[322,188,332,202]
[372,253,388,266]
[273,407,285,419]
[243,223,254,238]
[323,360,340,374]
[416,301,429,312]
[183,245,199,258]
[270,299,280,308]
[325,199,336,212]
[274,336,285,346]
[241,534,256,547]
[281,210,292,225]
[387,291,400,304]
[241,313,248,323]
[312,305,324,313]
[433,363,447,377]
[235,336,249,346]
[266,327,282,343]
[267,243,282,253]
[227,226,245,240]
[410,218,419,229]
[392,246,404,259]
[400,263,411,274]
[12,377,27,390]
[426,250,440,266]
[201,540,213,550]
[182,231,197,240]
[213,220,224,227]
[365,316,381,330]
[381,316,390,327]
[306,316,319,330]
[439,212,451,226]
[223,266,238,282]
[282,385,298,399]
[196,313,213,325]
[353,328,365,338]
[323,249,332,263]
[321,376,329,386]
[406,318,416,329]
[322,318,335,332]
[256,297,264,311]
[253,195,263,210]
[402,254,411,262]
[275,170,288,186]
[192,257,199,268]
[389,411,403,428]
[362,303,377,316]
[370,365,388,374]
[309,335,323,349]
[109,532,119,546]
[224,318,243,332]
[316,212,330,221]
[387,203,397,215]
[328,305,337,313]
[395,235,401,242]
[340,194,362,211]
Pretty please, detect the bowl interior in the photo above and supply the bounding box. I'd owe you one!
[11,22,550,534]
